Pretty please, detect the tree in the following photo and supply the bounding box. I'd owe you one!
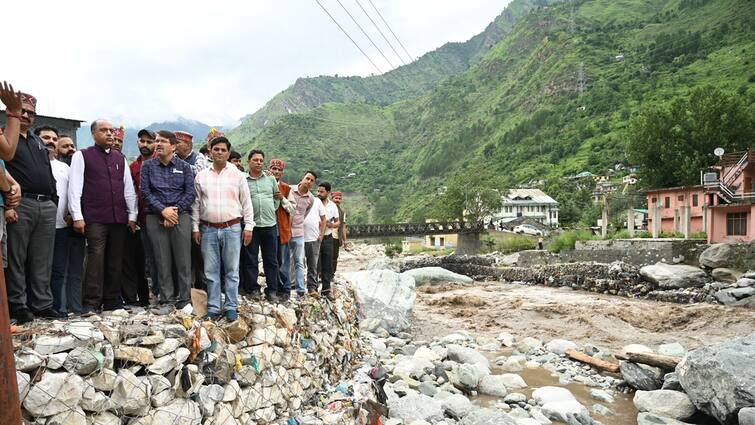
[627,86,754,188]
[433,170,504,222]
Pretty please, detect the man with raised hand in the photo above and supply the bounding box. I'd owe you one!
[69,119,137,314]
[242,149,281,302]
[315,182,339,300]
[141,131,196,312]
[0,80,23,160]
[288,171,318,299]
[192,136,254,321]
[5,90,61,322]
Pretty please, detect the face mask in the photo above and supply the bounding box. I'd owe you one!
[139,146,155,156]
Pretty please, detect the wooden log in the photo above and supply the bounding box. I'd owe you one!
[614,351,682,370]
[565,349,620,373]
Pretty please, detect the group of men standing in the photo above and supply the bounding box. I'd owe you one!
[0,81,348,324]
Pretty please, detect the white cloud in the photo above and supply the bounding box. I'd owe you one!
[2,0,508,127]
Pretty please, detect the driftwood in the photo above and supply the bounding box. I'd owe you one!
[614,351,682,370]
[565,349,620,373]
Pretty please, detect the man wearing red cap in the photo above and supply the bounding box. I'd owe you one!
[0,80,23,160]
[175,130,208,291]
[269,159,294,297]
[112,126,125,152]
[331,191,348,274]
[4,89,62,322]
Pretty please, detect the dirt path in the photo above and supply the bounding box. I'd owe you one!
[410,281,755,351]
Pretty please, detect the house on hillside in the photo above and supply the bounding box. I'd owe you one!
[646,185,706,235]
[0,111,84,145]
[645,149,755,243]
[703,150,755,243]
[489,188,559,227]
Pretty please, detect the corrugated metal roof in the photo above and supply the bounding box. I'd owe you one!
[504,189,558,205]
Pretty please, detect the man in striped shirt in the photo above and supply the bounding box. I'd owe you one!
[191,136,254,321]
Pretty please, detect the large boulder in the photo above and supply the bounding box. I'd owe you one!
[388,394,444,423]
[620,361,664,390]
[401,267,473,286]
[640,263,708,289]
[677,332,755,424]
[23,372,85,417]
[446,345,490,372]
[344,269,416,334]
[633,390,696,420]
[699,243,736,269]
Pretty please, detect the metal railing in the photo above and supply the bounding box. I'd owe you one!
[348,221,486,238]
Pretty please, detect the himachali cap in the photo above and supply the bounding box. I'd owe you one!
[113,125,125,141]
[20,92,37,109]
[269,159,286,170]
[175,131,193,143]
[206,128,225,142]
[332,191,343,198]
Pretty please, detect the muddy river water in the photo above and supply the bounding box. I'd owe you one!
[471,350,638,424]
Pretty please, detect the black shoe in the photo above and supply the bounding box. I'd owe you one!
[247,292,263,301]
[35,308,65,319]
[265,292,279,304]
[277,292,291,303]
[12,308,34,324]
[175,300,190,310]
[102,302,123,312]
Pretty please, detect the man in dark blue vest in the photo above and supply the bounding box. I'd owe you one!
[68,119,137,313]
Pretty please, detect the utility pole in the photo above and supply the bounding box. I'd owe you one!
[0,261,22,425]
[601,194,608,238]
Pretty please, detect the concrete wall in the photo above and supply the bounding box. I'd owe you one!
[517,238,708,267]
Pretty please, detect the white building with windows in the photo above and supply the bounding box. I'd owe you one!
[491,189,560,227]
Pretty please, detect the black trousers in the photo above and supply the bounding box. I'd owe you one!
[83,223,126,310]
[121,229,150,306]
[333,239,342,274]
[317,235,334,294]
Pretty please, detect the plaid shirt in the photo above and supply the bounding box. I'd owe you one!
[140,155,196,215]
[191,163,255,232]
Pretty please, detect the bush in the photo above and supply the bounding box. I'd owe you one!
[548,230,596,253]
[385,242,403,258]
[496,235,537,253]
[690,231,707,239]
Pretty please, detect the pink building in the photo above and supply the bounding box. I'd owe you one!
[646,186,706,235]
[704,150,755,244]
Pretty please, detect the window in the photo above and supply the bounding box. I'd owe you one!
[678,195,684,201]
[692,194,699,207]
[652,197,657,203]
[727,212,748,236]
[664,197,670,208]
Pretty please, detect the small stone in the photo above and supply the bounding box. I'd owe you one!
[593,403,614,416]
[657,343,686,358]
[224,319,250,343]
[590,389,614,403]
[504,393,527,404]
[89,368,118,391]
[153,338,182,358]
[63,347,103,375]
[111,369,151,416]
[115,346,155,364]
[517,337,542,353]
[633,390,695,421]
[545,339,577,355]
[17,371,30,400]
[620,361,663,390]
[34,335,82,355]
[440,393,473,419]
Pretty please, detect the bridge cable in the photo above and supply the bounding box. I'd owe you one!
[335,0,396,69]
[367,0,413,62]
[353,0,407,66]
[313,0,384,75]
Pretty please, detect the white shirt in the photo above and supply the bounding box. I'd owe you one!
[68,149,138,222]
[303,197,325,242]
[51,159,70,229]
[321,200,339,237]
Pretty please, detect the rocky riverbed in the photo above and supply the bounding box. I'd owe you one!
[10,242,755,424]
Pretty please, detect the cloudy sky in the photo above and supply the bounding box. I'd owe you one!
[3,0,508,128]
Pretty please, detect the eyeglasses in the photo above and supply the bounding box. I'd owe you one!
[21,109,36,117]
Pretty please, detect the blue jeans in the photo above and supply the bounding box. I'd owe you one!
[278,241,291,293]
[201,223,241,315]
[242,225,280,296]
[289,235,306,294]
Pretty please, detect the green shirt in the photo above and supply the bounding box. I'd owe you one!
[246,173,280,227]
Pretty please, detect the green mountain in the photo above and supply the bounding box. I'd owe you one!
[231,0,755,224]
[231,0,558,139]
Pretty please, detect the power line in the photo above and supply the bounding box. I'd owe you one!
[335,0,395,69]
[367,0,413,62]
[314,0,384,75]
[353,0,407,66]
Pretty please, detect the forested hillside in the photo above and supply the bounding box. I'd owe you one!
[230,0,755,224]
